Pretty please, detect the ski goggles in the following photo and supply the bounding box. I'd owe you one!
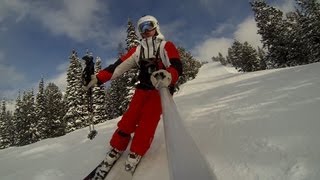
[138,21,156,33]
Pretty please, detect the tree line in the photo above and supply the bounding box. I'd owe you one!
[0,19,202,149]
[212,0,320,72]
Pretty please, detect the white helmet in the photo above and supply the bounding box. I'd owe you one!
[137,15,164,39]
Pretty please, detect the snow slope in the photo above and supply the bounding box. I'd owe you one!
[1,62,320,180]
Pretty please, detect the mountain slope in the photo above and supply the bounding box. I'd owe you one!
[0,62,320,180]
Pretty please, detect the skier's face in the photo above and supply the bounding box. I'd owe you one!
[141,28,156,38]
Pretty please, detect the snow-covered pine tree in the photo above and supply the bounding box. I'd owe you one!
[219,53,228,65]
[296,0,320,63]
[12,92,22,146]
[0,100,5,148]
[6,110,14,147]
[250,0,291,68]
[227,40,261,72]
[176,47,202,88]
[0,100,11,149]
[26,90,39,144]
[257,47,267,70]
[36,78,47,140]
[126,18,140,49]
[15,90,38,146]
[212,53,228,66]
[92,57,108,123]
[227,40,242,69]
[241,42,261,72]
[105,74,130,119]
[64,50,87,132]
[122,18,140,111]
[281,11,310,66]
[44,83,66,137]
[251,0,320,67]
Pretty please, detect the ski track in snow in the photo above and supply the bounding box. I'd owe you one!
[1,62,320,180]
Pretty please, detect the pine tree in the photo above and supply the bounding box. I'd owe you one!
[242,42,261,72]
[25,90,39,144]
[227,40,243,70]
[36,78,47,139]
[296,0,320,63]
[6,110,14,146]
[212,53,228,65]
[227,41,261,72]
[105,75,131,119]
[44,83,66,138]
[64,50,87,132]
[0,100,5,148]
[15,90,38,146]
[176,47,202,88]
[123,18,140,110]
[251,0,320,67]
[282,11,310,66]
[126,18,140,50]
[12,92,22,146]
[0,100,11,149]
[251,0,291,68]
[257,47,267,70]
[92,57,108,123]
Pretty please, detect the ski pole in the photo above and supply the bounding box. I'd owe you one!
[87,87,97,140]
[82,52,98,140]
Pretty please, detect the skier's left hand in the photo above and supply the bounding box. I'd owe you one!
[150,69,172,89]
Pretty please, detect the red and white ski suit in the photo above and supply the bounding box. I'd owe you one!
[96,37,182,156]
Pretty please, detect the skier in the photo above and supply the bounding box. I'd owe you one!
[85,15,182,171]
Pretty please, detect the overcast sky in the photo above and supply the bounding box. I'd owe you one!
[0,0,296,100]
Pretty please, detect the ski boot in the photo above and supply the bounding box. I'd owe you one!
[125,152,142,173]
[105,148,122,165]
[92,148,122,179]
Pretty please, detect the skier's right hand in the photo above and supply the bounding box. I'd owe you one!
[84,75,98,91]
[150,69,172,89]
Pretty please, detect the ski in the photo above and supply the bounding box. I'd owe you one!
[83,162,101,180]
[110,158,142,180]
[83,155,121,180]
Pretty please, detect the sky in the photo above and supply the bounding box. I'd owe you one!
[0,0,297,101]
[1,61,319,179]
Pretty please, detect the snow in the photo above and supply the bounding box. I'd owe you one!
[159,87,214,180]
[1,62,320,180]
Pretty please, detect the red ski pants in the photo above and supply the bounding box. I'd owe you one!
[110,88,162,156]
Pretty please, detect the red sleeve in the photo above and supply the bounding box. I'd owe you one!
[96,70,112,83]
[96,46,137,83]
[120,46,137,62]
[164,41,180,59]
[167,66,179,85]
[164,41,182,85]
